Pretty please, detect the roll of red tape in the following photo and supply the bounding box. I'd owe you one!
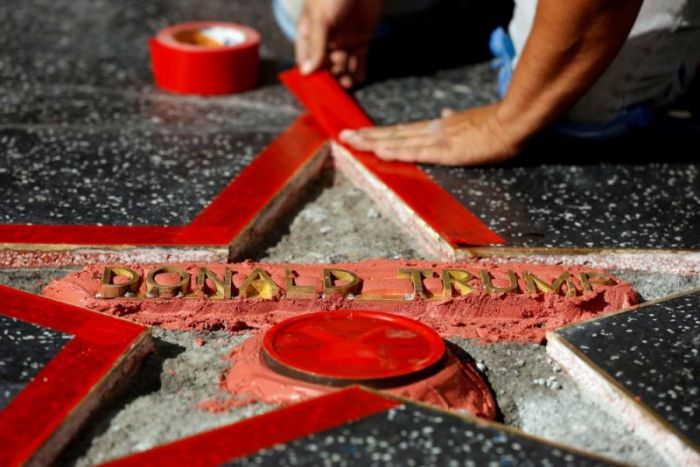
[149,21,260,95]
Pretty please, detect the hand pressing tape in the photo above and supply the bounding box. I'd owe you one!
[149,21,260,95]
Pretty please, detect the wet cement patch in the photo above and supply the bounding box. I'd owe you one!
[451,338,668,466]
[250,171,426,263]
[57,329,274,466]
[0,268,76,294]
[52,329,667,466]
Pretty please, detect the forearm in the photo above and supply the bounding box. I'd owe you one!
[497,0,643,143]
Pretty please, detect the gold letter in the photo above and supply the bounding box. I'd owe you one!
[285,269,318,299]
[441,269,475,298]
[480,270,519,294]
[99,266,140,299]
[146,266,190,299]
[579,271,614,293]
[523,271,576,297]
[196,268,232,299]
[323,269,361,297]
[239,268,280,299]
[398,268,433,299]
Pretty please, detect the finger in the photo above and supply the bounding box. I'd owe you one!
[296,14,328,74]
[376,132,444,152]
[375,144,440,163]
[343,126,443,153]
[347,54,358,74]
[350,46,368,85]
[295,15,311,68]
[339,56,359,88]
[351,120,442,142]
[375,143,451,164]
[339,74,354,89]
[339,128,384,151]
[379,142,497,166]
[339,124,433,150]
[330,49,348,76]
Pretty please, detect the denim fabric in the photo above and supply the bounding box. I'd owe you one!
[490,26,654,139]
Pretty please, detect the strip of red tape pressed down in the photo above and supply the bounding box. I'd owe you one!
[0,285,147,466]
[280,68,504,247]
[176,114,327,244]
[103,387,399,467]
[0,114,326,248]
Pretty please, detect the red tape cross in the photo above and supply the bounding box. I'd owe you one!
[280,68,504,247]
[0,285,147,466]
[103,387,399,467]
[0,115,326,247]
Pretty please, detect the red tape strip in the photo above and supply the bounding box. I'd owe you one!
[0,285,147,466]
[0,115,326,248]
[0,225,183,246]
[103,387,399,467]
[280,68,505,247]
[176,115,327,244]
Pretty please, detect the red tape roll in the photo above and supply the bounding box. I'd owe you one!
[149,21,260,95]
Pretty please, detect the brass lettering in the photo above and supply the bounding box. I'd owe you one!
[99,266,140,298]
[239,268,280,299]
[146,266,190,299]
[285,269,318,299]
[523,271,576,297]
[440,269,475,298]
[579,271,614,293]
[95,263,614,302]
[398,268,433,299]
[196,268,233,299]
[322,269,361,297]
[480,270,519,294]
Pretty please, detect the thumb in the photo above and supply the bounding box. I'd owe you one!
[296,13,328,75]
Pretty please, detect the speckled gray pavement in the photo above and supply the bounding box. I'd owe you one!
[0,315,72,410]
[0,0,298,227]
[355,63,700,250]
[231,402,614,467]
[555,290,700,447]
[1,0,700,465]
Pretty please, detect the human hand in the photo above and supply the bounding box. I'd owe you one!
[339,104,523,166]
[296,0,383,88]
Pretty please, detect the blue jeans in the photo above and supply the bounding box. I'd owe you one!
[489,26,653,140]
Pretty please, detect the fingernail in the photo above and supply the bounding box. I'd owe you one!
[300,61,314,75]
